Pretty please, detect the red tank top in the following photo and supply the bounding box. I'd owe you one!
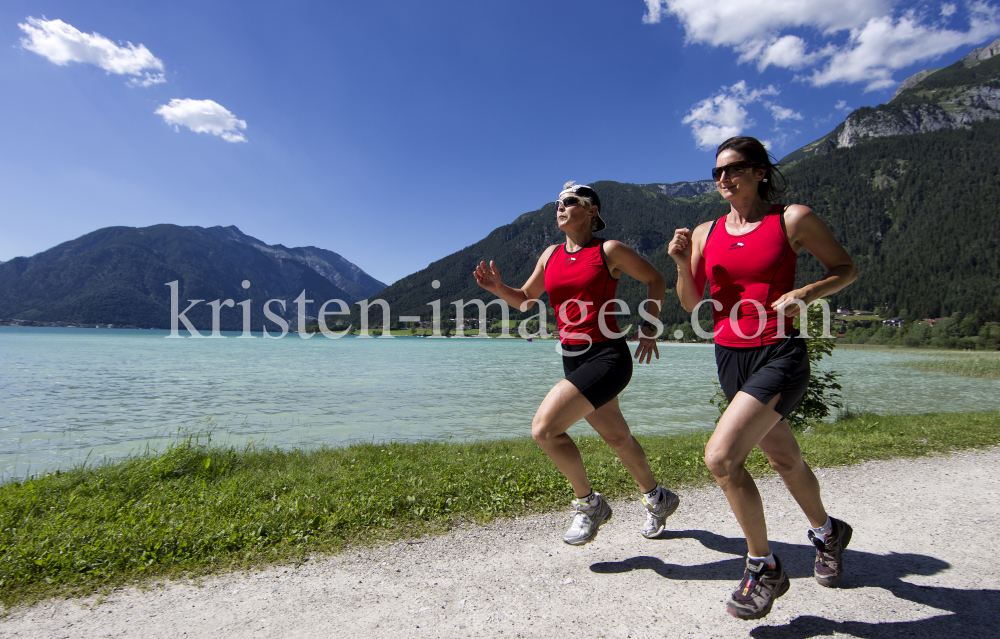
[544,238,620,345]
[704,206,796,347]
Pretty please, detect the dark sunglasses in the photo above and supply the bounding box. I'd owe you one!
[712,161,760,181]
[555,196,582,209]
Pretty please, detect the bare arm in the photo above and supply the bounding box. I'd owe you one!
[603,240,666,364]
[473,246,555,311]
[772,205,858,317]
[667,221,711,313]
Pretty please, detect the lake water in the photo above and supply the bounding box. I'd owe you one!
[2,327,999,479]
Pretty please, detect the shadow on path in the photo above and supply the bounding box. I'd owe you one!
[591,529,998,638]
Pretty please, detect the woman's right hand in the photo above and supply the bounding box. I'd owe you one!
[473,260,502,293]
[668,228,692,264]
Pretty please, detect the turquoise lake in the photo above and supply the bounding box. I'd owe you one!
[2,326,999,479]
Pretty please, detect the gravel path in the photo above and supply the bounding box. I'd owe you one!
[3,448,998,638]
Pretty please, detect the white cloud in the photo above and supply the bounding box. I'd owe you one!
[683,93,750,149]
[835,99,852,111]
[682,81,794,149]
[753,35,823,70]
[643,0,892,43]
[768,104,803,121]
[644,1,1000,90]
[810,4,1000,90]
[642,0,668,25]
[155,99,247,143]
[18,17,164,85]
[730,80,780,102]
[128,72,166,88]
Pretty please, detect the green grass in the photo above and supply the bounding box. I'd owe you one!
[901,351,1000,379]
[2,412,999,606]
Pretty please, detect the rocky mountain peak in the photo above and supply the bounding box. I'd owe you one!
[891,69,940,101]
[645,181,717,197]
[890,37,1000,102]
[962,37,1000,67]
[781,37,1000,166]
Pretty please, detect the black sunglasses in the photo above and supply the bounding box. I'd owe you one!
[712,161,760,181]
[555,196,582,209]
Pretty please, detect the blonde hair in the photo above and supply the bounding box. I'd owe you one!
[561,181,594,207]
[560,181,599,231]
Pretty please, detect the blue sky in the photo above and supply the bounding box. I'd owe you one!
[2,1,998,284]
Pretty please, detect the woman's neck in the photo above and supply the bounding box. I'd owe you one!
[564,228,595,252]
[728,197,770,227]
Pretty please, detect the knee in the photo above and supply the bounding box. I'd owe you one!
[600,431,631,450]
[704,445,742,480]
[531,415,555,444]
[767,452,802,476]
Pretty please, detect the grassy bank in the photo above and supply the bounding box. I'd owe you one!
[2,411,999,606]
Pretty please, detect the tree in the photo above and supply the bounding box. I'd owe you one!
[786,303,843,429]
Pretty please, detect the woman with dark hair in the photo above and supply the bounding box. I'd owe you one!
[668,137,857,620]
[474,182,680,546]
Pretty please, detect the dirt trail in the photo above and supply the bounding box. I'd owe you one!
[3,448,998,638]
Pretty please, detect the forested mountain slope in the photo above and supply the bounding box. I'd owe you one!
[788,119,1000,319]
[0,225,383,330]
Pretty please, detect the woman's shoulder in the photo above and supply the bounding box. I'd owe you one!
[694,218,717,233]
[538,243,561,265]
[779,203,814,222]
[692,218,718,241]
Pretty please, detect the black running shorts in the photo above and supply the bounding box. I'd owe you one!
[561,338,633,410]
[715,334,810,420]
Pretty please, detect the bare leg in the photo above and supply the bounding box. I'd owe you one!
[758,420,828,528]
[704,391,784,558]
[585,397,657,493]
[531,380,599,498]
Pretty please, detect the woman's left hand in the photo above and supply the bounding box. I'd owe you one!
[771,288,812,318]
[634,327,660,364]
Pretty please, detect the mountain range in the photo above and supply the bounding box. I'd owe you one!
[3,40,1000,331]
[0,225,385,330]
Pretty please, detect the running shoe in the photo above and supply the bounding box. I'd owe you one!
[641,486,680,539]
[808,517,853,587]
[726,555,790,620]
[562,493,612,546]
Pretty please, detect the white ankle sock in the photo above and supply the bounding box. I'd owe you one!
[811,516,833,541]
[748,553,775,568]
[643,486,662,504]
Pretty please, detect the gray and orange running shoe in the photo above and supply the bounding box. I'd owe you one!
[641,486,680,539]
[726,555,790,620]
[808,517,853,587]
[563,493,612,546]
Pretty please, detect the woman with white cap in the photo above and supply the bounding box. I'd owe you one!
[474,181,680,545]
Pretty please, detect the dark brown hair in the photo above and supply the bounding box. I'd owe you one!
[716,136,787,203]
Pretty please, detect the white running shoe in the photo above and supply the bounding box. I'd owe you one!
[641,487,680,539]
[563,493,613,546]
